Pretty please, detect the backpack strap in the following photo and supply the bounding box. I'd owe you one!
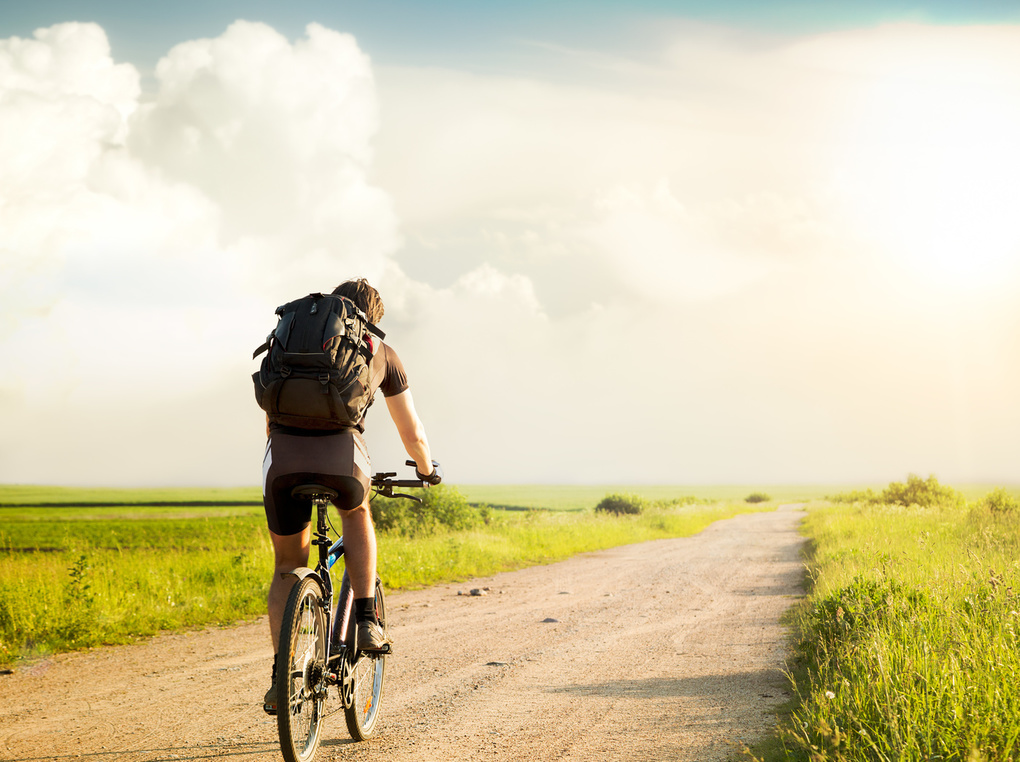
[252,333,273,359]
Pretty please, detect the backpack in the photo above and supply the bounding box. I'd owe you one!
[252,293,386,430]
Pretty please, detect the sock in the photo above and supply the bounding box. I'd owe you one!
[354,597,378,625]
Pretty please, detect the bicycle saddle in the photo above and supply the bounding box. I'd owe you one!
[290,483,339,501]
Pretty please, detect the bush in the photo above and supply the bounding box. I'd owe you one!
[979,487,1019,515]
[371,485,482,537]
[830,475,962,508]
[594,494,645,515]
[745,492,771,504]
[880,474,962,508]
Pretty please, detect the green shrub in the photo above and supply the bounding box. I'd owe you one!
[371,485,482,537]
[980,487,1019,515]
[745,492,771,504]
[880,474,962,508]
[594,494,645,515]
[830,475,962,508]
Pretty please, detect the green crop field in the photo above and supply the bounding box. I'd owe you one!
[0,483,771,668]
[0,485,261,506]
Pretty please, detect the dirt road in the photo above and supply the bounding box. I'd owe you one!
[2,506,805,762]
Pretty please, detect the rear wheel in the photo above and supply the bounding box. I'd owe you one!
[343,576,388,741]
[277,576,328,762]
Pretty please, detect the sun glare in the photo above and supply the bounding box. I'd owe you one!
[838,46,1020,288]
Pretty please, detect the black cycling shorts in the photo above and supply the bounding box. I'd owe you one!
[262,429,372,536]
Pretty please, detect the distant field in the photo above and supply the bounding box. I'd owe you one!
[0,483,830,510]
[6,482,1013,510]
[458,484,879,510]
[0,485,261,506]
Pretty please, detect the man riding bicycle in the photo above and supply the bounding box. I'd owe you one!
[259,278,441,714]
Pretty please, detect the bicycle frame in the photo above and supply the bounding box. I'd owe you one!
[295,474,422,685]
[276,464,433,759]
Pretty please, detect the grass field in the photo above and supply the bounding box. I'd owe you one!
[0,484,770,668]
[752,478,1020,762]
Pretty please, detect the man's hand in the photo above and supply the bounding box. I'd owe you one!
[415,461,443,486]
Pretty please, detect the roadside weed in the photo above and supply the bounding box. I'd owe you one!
[763,485,1020,762]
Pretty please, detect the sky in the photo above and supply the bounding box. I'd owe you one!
[4,1,1020,486]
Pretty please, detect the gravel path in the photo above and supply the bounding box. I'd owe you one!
[1,505,806,762]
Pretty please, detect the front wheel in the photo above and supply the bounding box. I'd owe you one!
[341,575,388,741]
[277,576,328,762]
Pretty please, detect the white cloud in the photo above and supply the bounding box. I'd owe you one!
[0,21,400,485]
[129,20,398,285]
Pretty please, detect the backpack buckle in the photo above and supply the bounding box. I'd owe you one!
[318,372,330,393]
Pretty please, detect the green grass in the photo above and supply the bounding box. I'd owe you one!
[0,513,273,666]
[754,483,1020,762]
[0,486,770,668]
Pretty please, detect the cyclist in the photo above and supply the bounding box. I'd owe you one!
[260,278,442,714]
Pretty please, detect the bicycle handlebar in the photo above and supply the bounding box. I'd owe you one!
[370,467,428,503]
[370,459,443,503]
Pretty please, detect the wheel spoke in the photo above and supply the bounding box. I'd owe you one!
[343,578,387,741]
[277,579,327,762]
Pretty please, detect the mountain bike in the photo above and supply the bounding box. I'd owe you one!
[275,462,428,762]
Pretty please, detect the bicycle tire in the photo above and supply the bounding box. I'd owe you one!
[341,575,388,741]
[277,576,328,762]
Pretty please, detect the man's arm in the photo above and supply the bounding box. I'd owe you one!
[384,389,434,476]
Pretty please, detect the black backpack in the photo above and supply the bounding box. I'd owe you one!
[252,293,386,430]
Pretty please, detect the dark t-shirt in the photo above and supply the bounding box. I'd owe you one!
[269,341,409,436]
[371,342,409,400]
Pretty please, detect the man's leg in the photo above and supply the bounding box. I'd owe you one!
[340,498,390,650]
[339,498,376,598]
[268,527,311,651]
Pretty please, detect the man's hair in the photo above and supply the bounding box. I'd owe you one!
[332,278,385,324]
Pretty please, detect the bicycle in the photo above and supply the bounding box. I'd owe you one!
[275,461,429,762]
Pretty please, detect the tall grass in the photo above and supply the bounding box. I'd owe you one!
[0,515,273,665]
[764,479,1020,762]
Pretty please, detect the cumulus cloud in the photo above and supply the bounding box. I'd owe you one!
[129,21,397,283]
[0,22,140,331]
[0,21,400,484]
